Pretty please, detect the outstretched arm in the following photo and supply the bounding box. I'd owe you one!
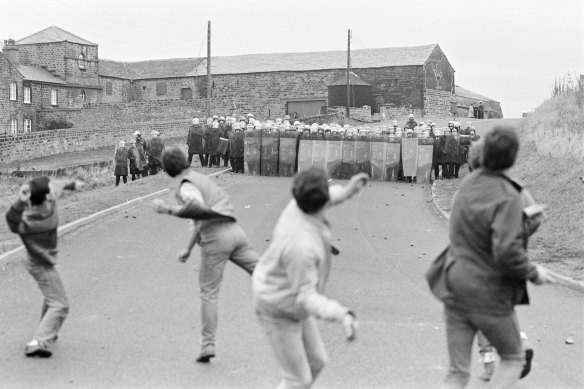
[328,172,369,207]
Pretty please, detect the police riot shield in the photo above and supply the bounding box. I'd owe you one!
[339,135,356,179]
[401,138,418,177]
[278,132,297,177]
[416,138,435,183]
[355,134,372,175]
[384,138,401,181]
[326,134,343,179]
[244,130,261,175]
[312,134,327,170]
[444,135,459,164]
[297,135,314,173]
[370,134,387,181]
[260,130,280,176]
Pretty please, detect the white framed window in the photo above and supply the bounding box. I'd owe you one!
[9,82,17,101]
[23,86,31,104]
[24,119,32,133]
[78,53,85,69]
[51,89,58,106]
[10,119,17,134]
[80,90,87,102]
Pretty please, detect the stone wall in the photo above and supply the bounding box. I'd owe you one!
[423,89,452,118]
[0,120,191,164]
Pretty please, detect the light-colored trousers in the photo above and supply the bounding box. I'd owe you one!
[257,313,329,389]
[199,221,258,348]
[25,260,69,345]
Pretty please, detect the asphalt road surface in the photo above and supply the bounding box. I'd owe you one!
[1,174,582,389]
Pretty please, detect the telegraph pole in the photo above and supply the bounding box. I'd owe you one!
[346,29,351,118]
[206,20,212,118]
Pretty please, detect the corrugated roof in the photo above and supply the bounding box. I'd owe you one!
[16,26,97,46]
[99,44,438,79]
[15,65,66,84]
[455,85,498,103]
[329,72,372,86]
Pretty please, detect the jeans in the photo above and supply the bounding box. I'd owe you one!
[198,221,258,348]
[442,306,524,388]
[25,260,69,345]
[257,314,328,389]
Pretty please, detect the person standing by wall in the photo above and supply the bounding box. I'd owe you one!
[253,167,365,388]
[134,131,149,178]
[128,138,141,181]
[478,101,485,119]
[148,131,165,175]
[113,140,129,186]
[438,125,553,388]
[152,148,259,363]
[187,118,206,167]
[6,177,84,357]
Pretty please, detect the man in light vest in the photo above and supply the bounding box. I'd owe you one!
[153,148,258,363]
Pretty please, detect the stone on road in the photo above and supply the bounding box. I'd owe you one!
[0,174,582,388]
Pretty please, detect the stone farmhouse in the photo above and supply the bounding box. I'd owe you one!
[0,26,502,134]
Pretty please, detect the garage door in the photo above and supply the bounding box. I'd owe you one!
[287,100,326,119]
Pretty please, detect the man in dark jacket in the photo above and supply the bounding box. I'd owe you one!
[148,130,165,175]
[439,125,553,388]
[478,101,485,119]
[403,114,417,130]
[187,118,206,167]
[6,177,84,357]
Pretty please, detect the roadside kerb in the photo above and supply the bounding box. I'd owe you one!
[430,181,584,293]
[0,168,232,268]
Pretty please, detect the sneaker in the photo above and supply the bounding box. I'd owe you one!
[196,345,215,363]
[479,351,496,381]
[520,348,534,379]
[24,339,52,358]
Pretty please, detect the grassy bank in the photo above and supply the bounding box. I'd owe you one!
[434,91,584,280]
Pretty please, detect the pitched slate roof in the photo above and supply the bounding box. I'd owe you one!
[455,85,499,103]
[16,26,97,46]
[194,44,438,76]
[99,44,438,80]
[99,58,204,79]
[329,71,372,86]
[15,65,66,85]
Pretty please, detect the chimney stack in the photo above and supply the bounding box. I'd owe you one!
[3,38,19,65]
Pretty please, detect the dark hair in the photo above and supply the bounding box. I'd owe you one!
[292,167,330,214]
[29,176,50,205]
[161,148,189,177]
[482,125,519,171]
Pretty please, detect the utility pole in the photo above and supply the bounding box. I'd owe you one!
[346,29,351,119]
[206,20,212,118]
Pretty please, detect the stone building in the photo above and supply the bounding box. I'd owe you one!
[0,26,501,133]
[454,85,503,119]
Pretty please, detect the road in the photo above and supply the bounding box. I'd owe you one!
[0,173,582,389]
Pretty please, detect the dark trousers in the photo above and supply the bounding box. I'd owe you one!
[115,175,127,186]
[131,173,140,181]
[188,153,206,167]
[209,155,221,167]
[149,159,162,175]
[223,153,230,167]
[454,163,461,178]
[234,157,244,173]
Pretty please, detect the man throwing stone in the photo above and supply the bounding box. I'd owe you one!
[152,147,259,363]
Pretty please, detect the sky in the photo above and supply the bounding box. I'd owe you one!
[1,0,582,118]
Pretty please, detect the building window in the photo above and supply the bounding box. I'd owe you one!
[9,82,17,101]
[156,82,167,96]
[11,119,17,134]
[180,87,192,100]
[78,53,85,69]
[24,119,32,133]
[23,86,31,104]
[80,90,87,102]
[105,81,113,95]
[51,89,58,106]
